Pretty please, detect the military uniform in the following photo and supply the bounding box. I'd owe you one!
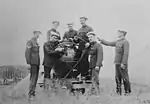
[63,29,78,40]
[89,41,103,94]
[42,41,59,89]
[77,25,93,79]
[25,37,40,97]
[101,38,131,95]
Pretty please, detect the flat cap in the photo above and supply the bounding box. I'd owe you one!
[33,31,41,34]
[118,30,127,36]
[67,22,74,25]
[80,16,88,20]
[87,32,96,36]
[52,20,59,25]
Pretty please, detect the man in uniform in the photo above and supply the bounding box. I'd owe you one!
[76,17,93,80]
[63,22,77,41]
[25,31,41,99]
[47,21,61,41]
[98,30,131,95]
[78,17,93,34]
[43,30,62,90]
[87,32,103,95]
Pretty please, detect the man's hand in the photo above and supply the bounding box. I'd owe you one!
[95,66,100,71]
[74,36,78,40]
[63,38,67,41]
[55,48,64,51]
[27,65,31,70]
[85,43,90,48]
[120,64,125,69]
[69,38,73,41]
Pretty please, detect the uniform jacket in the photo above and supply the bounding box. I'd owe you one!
[43,41,59,67]
[47,28,60,40]
[89,42,103,69]
[101,38,129,65]
[25,37,40,65]
[78,25,93,35]
[63,29,77,40]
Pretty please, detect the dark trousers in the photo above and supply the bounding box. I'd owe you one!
[78,51,89,77]
[43,66,53,89]
[115,64,131,94]
[28,65,39,96]
[44,66,52,78]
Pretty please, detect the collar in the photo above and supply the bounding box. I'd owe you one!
[82,25,87,28]
[90,41,96,45]
[117,37,125,41]
[52,28,56,32]
[48,40,59,45]
[69,29,74,32]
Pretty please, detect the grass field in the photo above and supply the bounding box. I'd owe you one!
[0,78,150,104]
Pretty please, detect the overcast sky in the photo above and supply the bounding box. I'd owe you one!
[0,0,150,80]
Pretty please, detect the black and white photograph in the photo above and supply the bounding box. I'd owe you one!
[0,0,150,104]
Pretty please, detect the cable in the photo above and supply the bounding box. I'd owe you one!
[62,49,87,79]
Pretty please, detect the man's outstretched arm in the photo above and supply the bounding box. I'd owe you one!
[97,37,116,47]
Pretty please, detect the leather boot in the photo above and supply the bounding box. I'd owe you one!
[116,85,122,95]
[123,80,131,95]
[116,78,122,95]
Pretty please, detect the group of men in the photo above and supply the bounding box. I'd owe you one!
[25,16,131,100]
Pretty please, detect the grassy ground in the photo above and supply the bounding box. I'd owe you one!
[1,78,150,104]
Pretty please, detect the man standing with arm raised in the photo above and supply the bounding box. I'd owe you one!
[98,30,131,96]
